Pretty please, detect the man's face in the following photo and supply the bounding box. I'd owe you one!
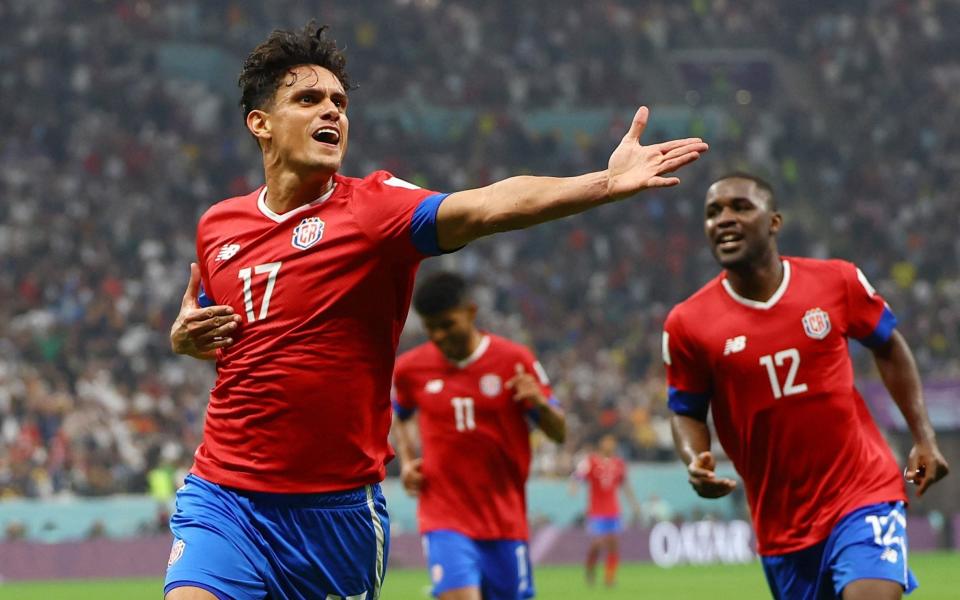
[704,178,781,269]
[600,435,617,456]
[251,65,349,174]
[421,305,477,361]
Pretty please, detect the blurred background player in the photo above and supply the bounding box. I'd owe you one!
[663,173,949,600]
[392,272,565,600]
[571,433,641,587]
[168,22,705,600]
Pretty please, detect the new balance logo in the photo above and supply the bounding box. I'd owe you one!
[723,336,747,355]
[215,243,241,262]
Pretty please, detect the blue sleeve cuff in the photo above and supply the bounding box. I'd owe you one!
[197,283,214,308]
[667,386,711,421]
[526,395,561,423]
[857,306,898,348]
[393,400,416,420]
[410,193,453,255]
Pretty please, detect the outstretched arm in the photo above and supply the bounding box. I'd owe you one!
[870,330,949,495]
[436,106,707,250]
[671,415,736,499]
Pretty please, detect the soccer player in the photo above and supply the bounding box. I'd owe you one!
[165,22,706,600]
[392,271,565,600]
[572,434,641,587]
[663,173,949,600]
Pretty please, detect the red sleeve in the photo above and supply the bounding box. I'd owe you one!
[663,308,712,420]
[350,171,449,263]
[839,261,898,346]
[518,345,555,401]
[391,360,418,420]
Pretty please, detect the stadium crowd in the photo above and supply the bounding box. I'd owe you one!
[1,0,958,498]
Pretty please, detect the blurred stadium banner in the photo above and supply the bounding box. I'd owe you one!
[0,516,948,582]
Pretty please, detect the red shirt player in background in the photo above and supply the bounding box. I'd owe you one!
[571,434,641,587]
[165,21,706,600]
[392,272,565,600]
[664,173,949,600]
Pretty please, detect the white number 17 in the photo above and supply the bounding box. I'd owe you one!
[238,261,282,322]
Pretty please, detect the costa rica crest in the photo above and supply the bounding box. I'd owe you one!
[292,216,325,250]
[802,308,831,340]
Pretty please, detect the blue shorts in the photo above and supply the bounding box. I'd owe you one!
[761,501,918,600]
[164,474,390,600]
[587,516,623,536]
[423,530,534,600]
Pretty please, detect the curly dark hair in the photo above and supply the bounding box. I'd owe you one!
[238,22,351,120]
[413,272,470,317]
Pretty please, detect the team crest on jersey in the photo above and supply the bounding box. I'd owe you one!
[425,379,444,394]
[167,538,185,567]
[292,217,325,250]
[480,373,502,397]
[802,308,831,340]
[215,243,241,262]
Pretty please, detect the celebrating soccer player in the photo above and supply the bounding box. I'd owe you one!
[663,173,949,600]
[165,22,706,600]
[392,272,565,600]
[571,434,641,588]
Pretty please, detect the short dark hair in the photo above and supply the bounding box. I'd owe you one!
[413,272,470,316]
[238,22,351,121]
[713,171,777,211]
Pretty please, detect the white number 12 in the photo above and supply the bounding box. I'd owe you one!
[238,261,282,322]
[759,348,808,399]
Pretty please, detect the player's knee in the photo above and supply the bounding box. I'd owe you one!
[842,578,903,600]
[438,585,483,600]
[165,585,222,600]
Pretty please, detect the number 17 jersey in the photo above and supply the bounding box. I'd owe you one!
[663,257,906,555]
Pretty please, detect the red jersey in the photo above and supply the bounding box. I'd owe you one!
[576,454,627,518]
[393,334,554,540]
[190,171,448,493]
[663,257,906,555]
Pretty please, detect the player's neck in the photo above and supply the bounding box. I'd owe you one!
[725,253,784,303]
[263,169,335,215]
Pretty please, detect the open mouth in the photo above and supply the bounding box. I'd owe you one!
[715,232,744,252]
[312,127,340,146]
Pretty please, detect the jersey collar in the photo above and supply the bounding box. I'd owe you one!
[721,259,791,310]
[256,183,337,223]
[450,334,490,369]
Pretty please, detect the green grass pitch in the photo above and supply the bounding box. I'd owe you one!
[1,552,957,599]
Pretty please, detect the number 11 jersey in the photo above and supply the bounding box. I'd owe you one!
[663,257,906,555]
[393,334,554,541]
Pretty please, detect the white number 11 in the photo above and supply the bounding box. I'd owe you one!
[238,261,282,322]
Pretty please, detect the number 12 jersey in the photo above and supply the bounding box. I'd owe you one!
[663,257,906,555]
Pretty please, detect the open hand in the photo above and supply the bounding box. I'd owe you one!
[687,451,737,499]
[606,106,708,199]
[170,263,242,360]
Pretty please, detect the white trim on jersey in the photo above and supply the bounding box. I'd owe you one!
[257,184,337,223]
[451,334,491,369]
[721,260,791,310]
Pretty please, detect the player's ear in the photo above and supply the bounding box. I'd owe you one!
[246,109,272,143]
[769,211,783,235]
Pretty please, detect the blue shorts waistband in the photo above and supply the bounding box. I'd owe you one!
[186,474,381,508]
